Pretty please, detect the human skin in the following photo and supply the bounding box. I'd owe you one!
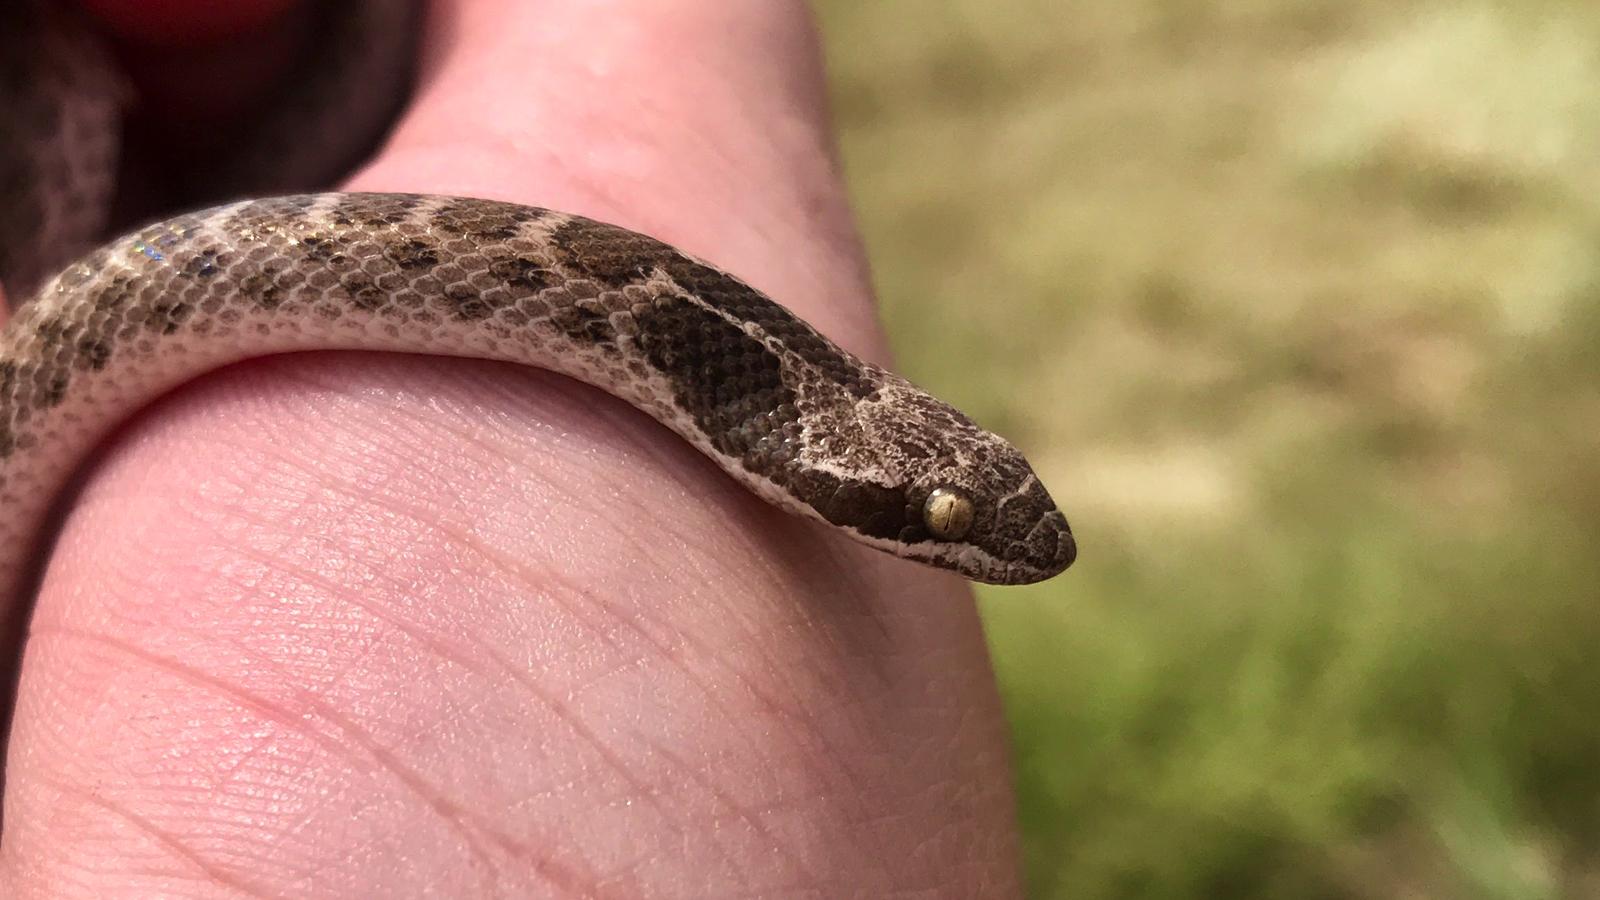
[0,1,1024,896]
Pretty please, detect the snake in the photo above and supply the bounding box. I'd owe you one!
[0,3,1076,624]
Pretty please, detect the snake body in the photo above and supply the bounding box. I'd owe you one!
[1,9,1075,615]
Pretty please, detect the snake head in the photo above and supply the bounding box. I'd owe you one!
[629,251,1074,584]
[786,371,1076,585]
[899,442,1076,585]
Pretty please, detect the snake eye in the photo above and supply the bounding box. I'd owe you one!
[923,486,975,541]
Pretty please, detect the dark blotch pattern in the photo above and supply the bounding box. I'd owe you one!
[658,256,878,401]
[632,293,794,463]
[549,302,617,346]
[432,198,546,241]
[790,468,916,543]
[76,337,111,370]
[488,256,552,292]
[385,238,439,270]
[442,284,494,320]
[332,193,422,230]
[549,217,674,289]
[552,216,881,400]
[343,274,387,312]
[180,248,224,279]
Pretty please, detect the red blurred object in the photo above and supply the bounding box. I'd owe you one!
[74,0,301,47]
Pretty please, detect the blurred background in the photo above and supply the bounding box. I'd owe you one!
[813,2,1600,898]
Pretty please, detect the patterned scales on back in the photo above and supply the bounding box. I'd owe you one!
[0,193,1075,607]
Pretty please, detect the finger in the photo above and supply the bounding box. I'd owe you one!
[357,0,887,360]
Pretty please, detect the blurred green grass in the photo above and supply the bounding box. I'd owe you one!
[813,2,1600,897]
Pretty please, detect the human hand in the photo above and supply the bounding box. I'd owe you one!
[1,2,1023,895]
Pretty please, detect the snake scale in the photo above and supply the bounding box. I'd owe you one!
[0,5,1075,622]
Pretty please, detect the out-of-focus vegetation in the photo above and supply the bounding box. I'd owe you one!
[814,2,1600,897]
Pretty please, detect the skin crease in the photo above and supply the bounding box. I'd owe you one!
[0,0,1024,896]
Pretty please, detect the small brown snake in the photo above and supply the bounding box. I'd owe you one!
[0,4,1076,621]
